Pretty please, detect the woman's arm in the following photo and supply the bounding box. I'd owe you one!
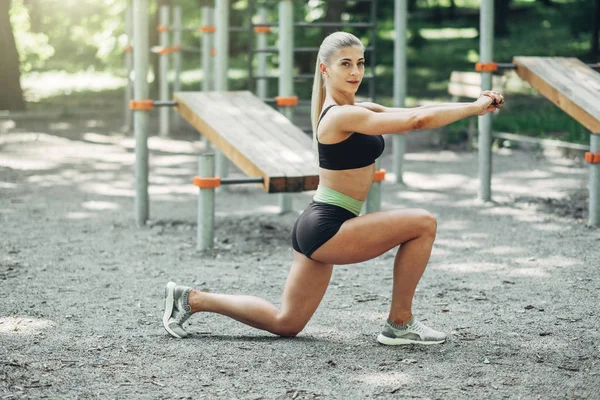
[357,101,483,114]
[337,92,502,136]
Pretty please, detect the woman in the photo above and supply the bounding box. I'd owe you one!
[162,32,503,345]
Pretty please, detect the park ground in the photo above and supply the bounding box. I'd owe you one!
[1,110,599,399]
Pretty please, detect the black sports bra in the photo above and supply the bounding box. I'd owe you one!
[317,105,385,171]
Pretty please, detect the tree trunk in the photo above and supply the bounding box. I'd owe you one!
[0,0,25,111]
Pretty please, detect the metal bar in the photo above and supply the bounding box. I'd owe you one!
[296,22,375,28]
[159,5,170,137]
[173,7,182,94]
[278,0,293,213]
[201,6,214,92]
[229,26,248,32]
[153,100,178,107]
[589,134,600,227]
[124,1,134,133]
[133,0,150,226]
[221,177,265,185]
[172,6,182,131]
[478,0,494,202]
[247,0,255,94]
[215,0,230,178]
[197,154,216,251]
[294,73,375,80]
[366,159,382,213]
[369,0,377,102]
[392,0,407,184]
[256,6,268,99]
[250,22,375,28]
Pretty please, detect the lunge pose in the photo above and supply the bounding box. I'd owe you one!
[163,32,503,345]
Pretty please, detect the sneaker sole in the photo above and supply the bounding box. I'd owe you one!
[377,334,445,346]
[162,282,184,339]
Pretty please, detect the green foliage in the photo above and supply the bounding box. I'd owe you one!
[11,0,127,73]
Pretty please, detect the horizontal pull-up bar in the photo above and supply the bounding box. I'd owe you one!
[130,100,177,110]
[251,22,374,28]
[475,62,599,72]
[250,46,374,54]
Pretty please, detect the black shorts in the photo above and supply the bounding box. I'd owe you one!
[291,202,357,259]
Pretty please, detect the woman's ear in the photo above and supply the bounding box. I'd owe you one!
[320,63,328,77]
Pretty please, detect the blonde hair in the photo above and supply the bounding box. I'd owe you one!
[310,32,365,149]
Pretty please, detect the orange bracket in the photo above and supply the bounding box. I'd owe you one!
[585,152,600,164]
[171,45,181,53]
[152,46,178,55]
[123,45,133,53]
[199,25,216,33]
[475,62,498,72]
[373,169,386,182]
[194,177,221,189]
[210,49,217,56]
[276,96,298,107]
[129,100,154,111]
[157,25,169,32]
[254,26,271,34]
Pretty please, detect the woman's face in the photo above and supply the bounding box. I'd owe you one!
[321,46,365,94]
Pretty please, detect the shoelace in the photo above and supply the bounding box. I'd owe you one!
[173,289,192,325]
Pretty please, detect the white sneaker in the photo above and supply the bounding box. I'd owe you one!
[162,282,193,339]
[377,318,446,346]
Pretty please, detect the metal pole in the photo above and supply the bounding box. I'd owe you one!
[215,0,229,178]
[278,0,293,213]
[478,0,494,201]
[256,7,269,100]
[124,2,134,133]
[392,0,407,184]
[366,160,382,213]
[589,134,600,227]
[159,5,170,137]
[369,0,377,102]
[133,0,150,225]
[197,154,216,250]
[201,5,214,92]
[173,6,182,130]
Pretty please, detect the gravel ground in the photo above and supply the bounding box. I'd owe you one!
[1,115,599,399]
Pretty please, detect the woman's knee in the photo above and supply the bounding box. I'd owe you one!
[396,208,437,239]
[419,210,437,239]
[272,315,307,337]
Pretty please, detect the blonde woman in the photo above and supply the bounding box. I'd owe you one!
[163,32,503,345]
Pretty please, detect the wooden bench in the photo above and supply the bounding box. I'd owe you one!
[173,91,387,249]
[512,56,600,226]
[175,91,319,193]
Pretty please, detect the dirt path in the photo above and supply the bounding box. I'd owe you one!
[1,117,598,399]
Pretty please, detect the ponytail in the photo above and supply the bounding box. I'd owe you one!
[311,56,326,159]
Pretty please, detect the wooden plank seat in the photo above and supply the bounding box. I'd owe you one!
[174,90,319,193]
[512,56,600,226]
[512,57,600,133]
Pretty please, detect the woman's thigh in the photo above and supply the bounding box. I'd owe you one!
[311,208,436,265]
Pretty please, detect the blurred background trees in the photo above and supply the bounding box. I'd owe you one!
[1,0,599,112]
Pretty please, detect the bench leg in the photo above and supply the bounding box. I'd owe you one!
[590,134,600,227]
[197,153,216,250]
[279,193,292,214]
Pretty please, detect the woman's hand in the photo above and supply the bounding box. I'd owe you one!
[474,90,504,116]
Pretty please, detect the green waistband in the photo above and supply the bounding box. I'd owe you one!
[313,185,364,216]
